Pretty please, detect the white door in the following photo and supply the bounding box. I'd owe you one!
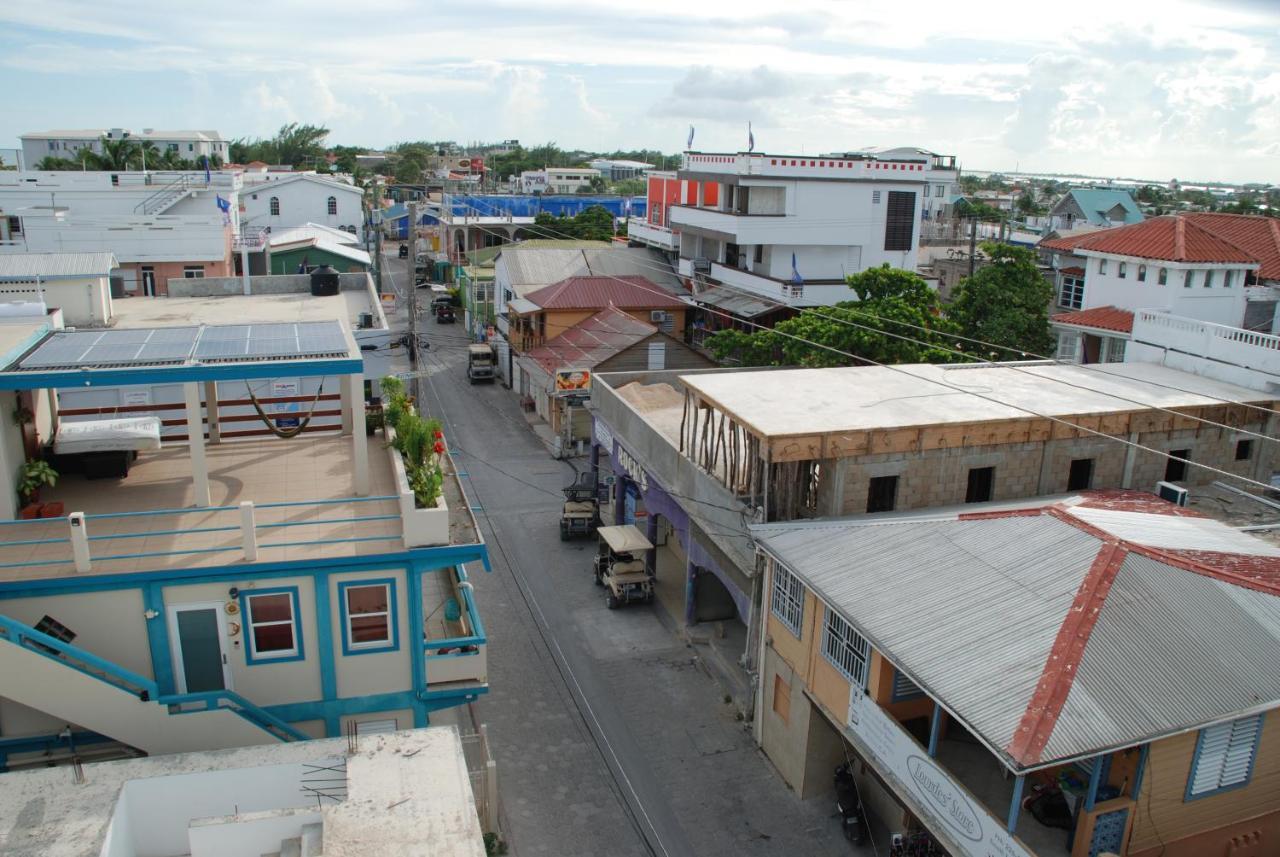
[167,602,234,694]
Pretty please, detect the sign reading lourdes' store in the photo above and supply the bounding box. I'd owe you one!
[847,687,1033,857]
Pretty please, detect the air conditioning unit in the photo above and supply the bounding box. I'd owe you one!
[1155,481,1189,507]
[692,258,712,273]
[650,310,669,323]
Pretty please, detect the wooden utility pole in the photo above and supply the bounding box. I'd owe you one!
[407,200,420,382]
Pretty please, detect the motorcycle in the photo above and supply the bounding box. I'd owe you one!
[834,762,867,846]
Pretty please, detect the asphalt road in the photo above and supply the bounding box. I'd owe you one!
[380,252,859,857]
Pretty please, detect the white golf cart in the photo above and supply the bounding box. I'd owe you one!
[593,525,654,609]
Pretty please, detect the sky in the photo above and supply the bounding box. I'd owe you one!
[2,0,1278,184]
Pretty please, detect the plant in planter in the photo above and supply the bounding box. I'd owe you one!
[17,459,58,518]
[364,408,384,436]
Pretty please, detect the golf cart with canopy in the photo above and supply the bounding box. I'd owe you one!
[593,525,654,609]
[559,470,600,540]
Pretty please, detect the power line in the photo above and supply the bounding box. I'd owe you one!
[437,205,1280,495]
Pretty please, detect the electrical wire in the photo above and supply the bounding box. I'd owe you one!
[430,206,1280,495]
[453,191,1280,422]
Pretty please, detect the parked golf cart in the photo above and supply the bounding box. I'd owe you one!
[434,301,456,323]
[593,525,654,609]
[559,471,600,540]
[398,243,409,258]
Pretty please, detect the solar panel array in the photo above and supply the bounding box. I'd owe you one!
[12,321,351,371]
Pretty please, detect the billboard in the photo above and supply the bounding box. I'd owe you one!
[554,369,591,394]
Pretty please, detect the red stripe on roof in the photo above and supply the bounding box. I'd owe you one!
[1006,540,1129,766]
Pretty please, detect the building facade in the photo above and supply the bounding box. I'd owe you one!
[20,128,230,170]
[240,173,365,243]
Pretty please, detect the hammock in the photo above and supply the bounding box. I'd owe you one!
[244,379,327,439]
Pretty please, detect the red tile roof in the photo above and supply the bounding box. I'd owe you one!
[1051,305,1134,333]
[1042,216,1258,265]
[525,306,657,373]
[524,275,686,311]
[1183,212,1280,281]
[1059,265,1085,276]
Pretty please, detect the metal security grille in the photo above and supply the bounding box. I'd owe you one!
[1188,715,1262,797]
[884,191,916,251]
[823,608,869,687]
[770,563,805,637]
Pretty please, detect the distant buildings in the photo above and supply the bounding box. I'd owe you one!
[518,167,601,194]
[1046,187,1144,232]
[20,128,229,169]
[0,251,116,326]
[589,159,654,182]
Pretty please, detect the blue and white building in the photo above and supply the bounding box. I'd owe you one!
[0,315,488,769]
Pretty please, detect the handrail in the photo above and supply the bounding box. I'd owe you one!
[162,689,307,741]
[0,614,159,699]
[132,174,202,215]
[0,614,304,742]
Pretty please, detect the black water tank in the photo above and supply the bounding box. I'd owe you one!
[310,264,340,296]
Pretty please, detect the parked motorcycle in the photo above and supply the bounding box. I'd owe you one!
[834,762,867,846]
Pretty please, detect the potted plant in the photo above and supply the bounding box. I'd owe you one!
[365,406,384,437]
[18,459,58,519]
[380,375,449,547]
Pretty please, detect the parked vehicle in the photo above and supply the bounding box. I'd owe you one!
[834,762,867,846]
[559,472,600,540]
[435,302,456,324]
[398,243,409,258]
[466,343,496,385]
[593,525,654,609]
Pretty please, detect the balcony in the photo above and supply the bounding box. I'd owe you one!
[626,219,679,251]
[707,262,850,307]
[1130,310,1280,391]
[669,205,787,244]
[422,563,487,688]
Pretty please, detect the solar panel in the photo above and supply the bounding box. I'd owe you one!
[10,321,349,372]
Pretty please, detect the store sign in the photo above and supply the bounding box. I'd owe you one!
[594,420,614,454]
[554,369,591,395]
[614,444,648,494]
[847,687,1033,857]
[122,390,151,407]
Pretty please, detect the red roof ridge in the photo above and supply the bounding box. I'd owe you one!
[1007,538,1129,765]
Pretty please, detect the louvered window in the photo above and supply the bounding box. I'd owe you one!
[891,670,925,701]
[1186,714,1264,799]
[823,608,869,687]
[770,563,805,637]
[884,191,916,251]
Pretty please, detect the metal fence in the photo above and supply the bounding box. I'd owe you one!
[460,725,499,834]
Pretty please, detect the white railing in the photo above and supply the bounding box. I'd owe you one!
[626,219,679,250]
[1130,310,1280,390]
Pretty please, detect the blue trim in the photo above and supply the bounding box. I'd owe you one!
[337,577,401,656]
[313,572,337,702]
[0,544,488,598]
[261,687,486,723]
[0,356,364,391]
[1008,775,1025,833]
[928,703,943,757]
[239,587,306,665]
[161,689,309,741]
[1084,754,1104,811]
[1132,744,1150,799]
[1184,713,1265,802]
[0,319,52,369]
[0,613,159,697]
[142,582,174,695]
[408,566,426,692]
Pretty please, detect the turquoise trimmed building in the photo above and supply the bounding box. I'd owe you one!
[0,317,487,770]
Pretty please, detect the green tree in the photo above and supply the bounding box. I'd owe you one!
[706,265,961,367]
[89,135,140,170]
[231,123,330,167]
[954,198,1007,222]
[1015,192,1045,217]
[583,175,607,193]
[533,205,616,241]
[612,178,646,195]
[948,242,1055,358]
[35,156,84,170]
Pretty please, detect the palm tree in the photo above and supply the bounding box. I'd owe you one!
[89,135,140,171]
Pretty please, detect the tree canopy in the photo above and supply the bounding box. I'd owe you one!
[948,242,1055,359]
[34,135,221,172]
[230,123,330,167]
[705,265,961,367]
[533,205,616,242]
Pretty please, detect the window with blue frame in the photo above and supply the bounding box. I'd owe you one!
[339,579,399,655]
[1186,714,1264,800]
[242,588,304,663]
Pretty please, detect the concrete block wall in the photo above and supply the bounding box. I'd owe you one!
[829,423,1273,516]
[168,272,369,298]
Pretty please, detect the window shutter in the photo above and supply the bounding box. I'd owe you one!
[1190,715,1262,796]
[892,671,924,701]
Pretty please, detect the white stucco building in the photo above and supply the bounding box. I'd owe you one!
[672,147,958,310]
[239,172,366,242]
[0,251,117,327]
[20,128,229,169]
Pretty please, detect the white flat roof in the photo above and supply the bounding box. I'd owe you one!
[0,728,484,857]
[111,289,381,328]
[680,362,1276,438]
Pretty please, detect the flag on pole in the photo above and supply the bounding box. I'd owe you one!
[748,122,755,153]
[203,155,211,184]
[791,253,803,285]
[687,125,695,150]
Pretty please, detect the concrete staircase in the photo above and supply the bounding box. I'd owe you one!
[134,176,200,215]
[261,821,324,857]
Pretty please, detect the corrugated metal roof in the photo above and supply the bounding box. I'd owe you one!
[524,306,656,373]
[694,285,776,318]
[1061,188,1143,226]
[755,499,1280,769]
[0,252,117,279]
[754,515,1100,765]
[499,245,685,297]
[270,224,359,246]
[524,275,685,310]
[500,247,594,289]
[1049,552,1280,762]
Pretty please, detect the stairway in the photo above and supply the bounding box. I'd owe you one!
[0,615,304,755]
[134,176,198,216]
[262,821,324,857]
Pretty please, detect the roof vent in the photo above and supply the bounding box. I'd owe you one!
[1155,481,1189,507]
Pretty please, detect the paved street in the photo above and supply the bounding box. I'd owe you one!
[381,255,860,857]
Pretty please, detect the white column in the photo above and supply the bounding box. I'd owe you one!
[184,381,211,507]
[240,246,251,295]
[345,373,369,496]
[203,380,220,444]
[339,374,355,435]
